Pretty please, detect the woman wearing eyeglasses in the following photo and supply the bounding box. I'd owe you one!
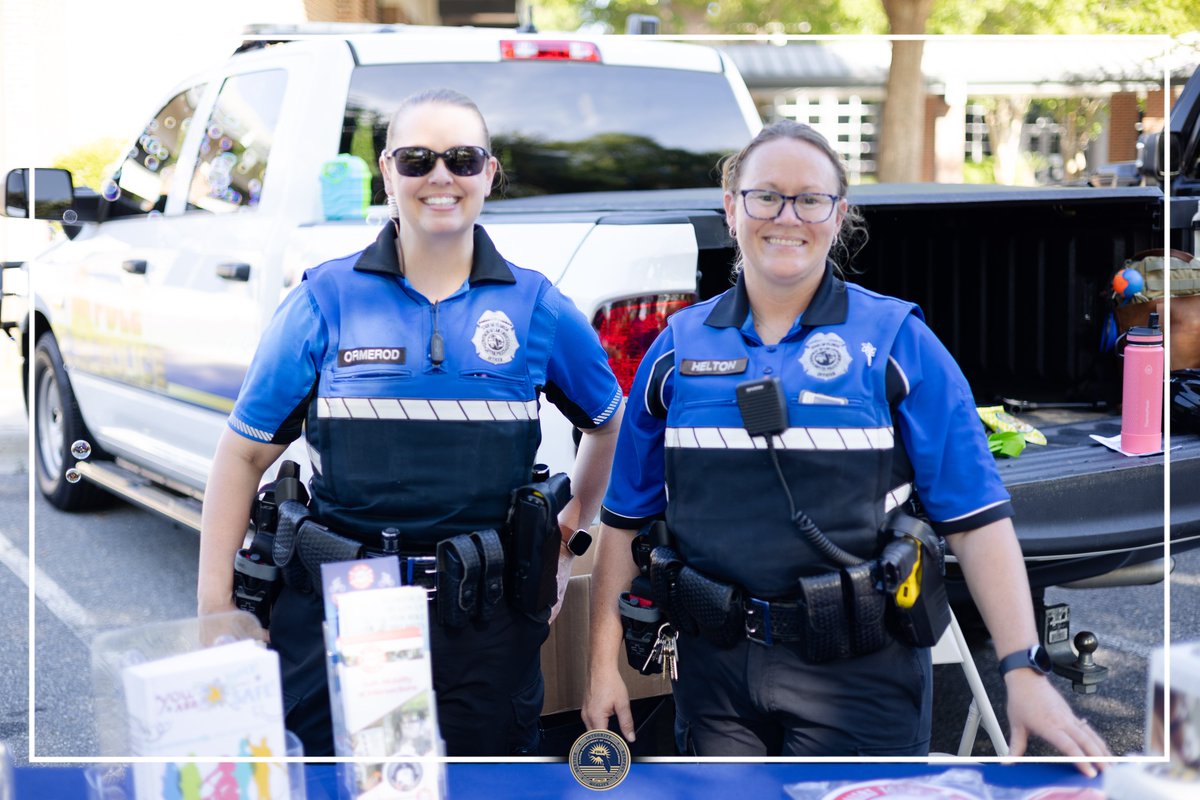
[583,121,1110,768]
[197,89,623,757]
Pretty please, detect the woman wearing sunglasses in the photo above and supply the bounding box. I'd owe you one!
[583,121,1110,769]
[198,89,623,756]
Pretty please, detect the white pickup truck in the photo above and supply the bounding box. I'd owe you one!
[2,25,760,526]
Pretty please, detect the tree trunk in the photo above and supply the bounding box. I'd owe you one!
[985,96,1034,185]
[878,0,934,183]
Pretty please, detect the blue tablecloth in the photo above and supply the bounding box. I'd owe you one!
[16,761,1099,799]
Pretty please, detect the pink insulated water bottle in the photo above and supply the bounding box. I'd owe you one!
[1121,312,1165,454]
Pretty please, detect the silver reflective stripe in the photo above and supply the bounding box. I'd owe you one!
[306,438,323,476]
[665,426,894,450]
[594,392,621,426]
[228,415,274,443]
[885,483,912,513]
[316,397,538,421]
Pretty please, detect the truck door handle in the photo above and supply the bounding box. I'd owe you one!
[122,259,147,275]
[217,262,251,281]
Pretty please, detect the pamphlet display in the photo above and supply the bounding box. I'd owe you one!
[121,639,290,800]
[321,557,445,799]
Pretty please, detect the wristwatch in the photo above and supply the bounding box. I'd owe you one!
[998,644,1053,678]
[561,526,592,557]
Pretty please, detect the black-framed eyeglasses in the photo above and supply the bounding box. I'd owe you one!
[739,189,840,222]
[386,146,491,177]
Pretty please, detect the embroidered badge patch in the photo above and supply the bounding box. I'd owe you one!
[799,332,852,380]
[471,310,520,365]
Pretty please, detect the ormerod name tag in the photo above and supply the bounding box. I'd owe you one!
[679,358,747,376]
[338,347,406,367]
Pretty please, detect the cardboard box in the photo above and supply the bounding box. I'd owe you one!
[540,544,671,716]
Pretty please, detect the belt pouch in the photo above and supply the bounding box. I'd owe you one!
[272,499,313,593]
[437,534,481,627]
[796,571,851,663]
[296,520,364,596]
[648,546,696,636]
[619,591,664,675]
[842,561,888,656]
[677,566,743,649]
[472,529,505,621]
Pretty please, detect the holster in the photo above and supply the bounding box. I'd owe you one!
[677,565,743,649]
[272,499,316,593]
[881,514,950,648]
[648,545,696,636]
[506,474,570,615]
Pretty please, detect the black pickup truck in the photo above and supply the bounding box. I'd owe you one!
[486,65,1200,651]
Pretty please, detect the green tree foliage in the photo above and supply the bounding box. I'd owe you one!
[531,0,1200,35]
[927,0,1200,35]
[51,138,126,192]
[529,0,886,35]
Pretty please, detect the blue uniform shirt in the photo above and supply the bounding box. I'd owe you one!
[602,266,1012,595]
[230,224,621,545]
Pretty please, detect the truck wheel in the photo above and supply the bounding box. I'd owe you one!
[33,332,110,510]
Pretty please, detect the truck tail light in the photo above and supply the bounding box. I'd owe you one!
[500,40,601,62]
[593,293,695,394]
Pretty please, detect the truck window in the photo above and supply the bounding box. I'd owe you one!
[187,70,287,213]
[104,85,205,216]
[340,62,753,200]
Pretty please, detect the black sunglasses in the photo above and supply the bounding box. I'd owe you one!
[386,146,490,177]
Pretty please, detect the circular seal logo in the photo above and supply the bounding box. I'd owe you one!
[471,309,520,365]
[568,729,630,791]
[799,331,852,380]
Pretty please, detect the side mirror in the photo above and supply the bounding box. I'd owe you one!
[2,168,76,220]
[1137,132,1181,182]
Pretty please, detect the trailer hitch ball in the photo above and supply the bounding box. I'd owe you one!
[1052,630,1110,694]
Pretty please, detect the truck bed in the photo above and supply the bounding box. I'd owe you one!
[992,408,1199,584]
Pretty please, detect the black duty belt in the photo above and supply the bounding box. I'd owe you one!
[742,596,807,646]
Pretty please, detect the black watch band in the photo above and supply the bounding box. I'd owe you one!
[564,528,592,557]
[998,644,1052,678]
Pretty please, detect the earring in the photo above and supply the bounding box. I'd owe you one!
[386,194,399,220]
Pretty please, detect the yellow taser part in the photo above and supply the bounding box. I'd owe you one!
[894,541,922,609]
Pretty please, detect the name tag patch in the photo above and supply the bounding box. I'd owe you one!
[338,347,406,367]
[680,358,747,376]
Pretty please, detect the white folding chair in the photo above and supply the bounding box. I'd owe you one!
[930,610,1010,756]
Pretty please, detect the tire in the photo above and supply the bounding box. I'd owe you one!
[33,332,110,510]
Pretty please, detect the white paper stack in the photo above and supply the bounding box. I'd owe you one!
[322,558,443,799]
[121,639,290,800]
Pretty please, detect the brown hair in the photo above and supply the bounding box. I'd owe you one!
[721,120,866,273]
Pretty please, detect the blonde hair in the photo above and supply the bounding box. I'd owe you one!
[385,88,505,192]
[720,120,866,274]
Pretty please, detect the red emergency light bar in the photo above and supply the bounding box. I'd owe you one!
[500,40,602,62]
